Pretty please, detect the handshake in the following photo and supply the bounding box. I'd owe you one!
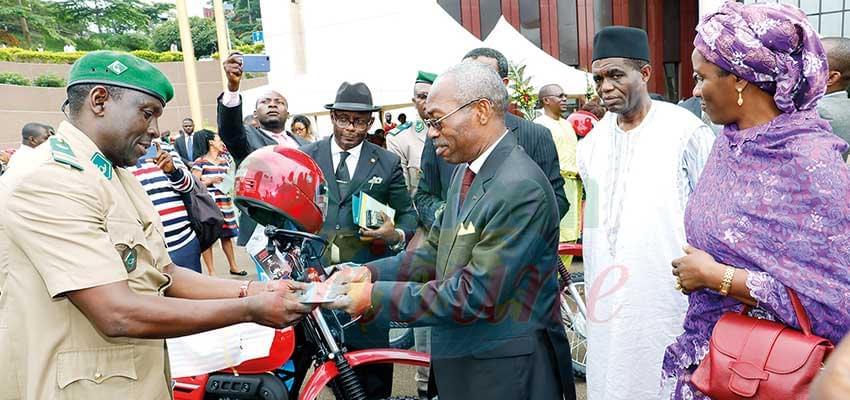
[313,264,375,317]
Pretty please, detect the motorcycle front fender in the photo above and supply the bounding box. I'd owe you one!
[299,349,430,400]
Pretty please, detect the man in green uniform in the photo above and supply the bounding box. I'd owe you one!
[0,51,314,400]
[386,71,435,197]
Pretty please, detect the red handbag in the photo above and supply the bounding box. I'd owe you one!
[691,288,833,399]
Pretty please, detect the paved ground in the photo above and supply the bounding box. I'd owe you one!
[207,244,588,399]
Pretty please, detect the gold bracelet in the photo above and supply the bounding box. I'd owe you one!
[719,266,735,296]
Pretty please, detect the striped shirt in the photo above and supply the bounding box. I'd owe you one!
[128,142,197,251]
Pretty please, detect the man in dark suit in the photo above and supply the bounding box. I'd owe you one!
[300,81,417,398]
[174,118,205,166]
[218,53,310,245]
[415,47,568,230]
[327,62,575,400]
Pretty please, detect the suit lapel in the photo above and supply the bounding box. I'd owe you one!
[344,142,378,202]
[456,133,517,224]
[253,126,278,146]
[315,138,341,203]
[291,132,308,147]
[442,134,517,275]
[440,166,464,276]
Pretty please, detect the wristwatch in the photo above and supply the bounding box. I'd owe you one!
[389,228,406,252]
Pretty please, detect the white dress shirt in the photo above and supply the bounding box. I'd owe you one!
[330,137,363,177]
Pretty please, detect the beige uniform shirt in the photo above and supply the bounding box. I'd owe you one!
[0,121,174,400]
[386,120,426,193]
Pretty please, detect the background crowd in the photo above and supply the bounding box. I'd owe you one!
[2,1,850,400]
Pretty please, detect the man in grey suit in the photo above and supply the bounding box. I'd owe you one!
[300,81,417,399]
[818,37,850,161]
[327,62,575,400]
[218,52,310,245]
[415,47,568,231]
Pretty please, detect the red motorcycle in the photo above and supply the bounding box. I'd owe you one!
[173,227,430,400]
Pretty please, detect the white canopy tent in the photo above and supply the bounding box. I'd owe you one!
[245,0,591,134]
[483,17,592,96]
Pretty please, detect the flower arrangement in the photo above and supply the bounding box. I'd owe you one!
[585,73,596,101]
[508,61,538,121]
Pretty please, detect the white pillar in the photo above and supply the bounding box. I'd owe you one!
[213,0,230,93]
[175,0,203,126]
[258,0,305,89]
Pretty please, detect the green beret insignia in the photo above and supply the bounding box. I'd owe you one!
[107,60,128,75]
[90,152,113,180]
[48,137,83,171]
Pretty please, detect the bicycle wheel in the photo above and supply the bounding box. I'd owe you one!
[561,272,587,378]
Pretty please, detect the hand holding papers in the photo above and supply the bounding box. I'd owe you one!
[296,281,349,304]
[354,192,401,244]
[352,191,395,229]
[325,263,372,296]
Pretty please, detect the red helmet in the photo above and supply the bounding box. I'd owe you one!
[567,110,599,137]
[234,146,327,234]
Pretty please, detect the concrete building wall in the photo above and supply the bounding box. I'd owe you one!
[0,60,268,149]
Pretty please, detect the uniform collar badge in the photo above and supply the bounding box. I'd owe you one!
[49,137,83,171]
[414,120,425,133]
[90,152,113,180]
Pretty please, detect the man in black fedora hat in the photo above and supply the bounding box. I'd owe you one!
[298,81,417,398]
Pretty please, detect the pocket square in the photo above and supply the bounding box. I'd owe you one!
[457,221,476,236]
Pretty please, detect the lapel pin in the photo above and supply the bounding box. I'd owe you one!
[367,176,383,190]
[370,158,376,163]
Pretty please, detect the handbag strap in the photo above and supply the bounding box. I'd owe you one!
[786,287,813,336]
[738,286,812,336]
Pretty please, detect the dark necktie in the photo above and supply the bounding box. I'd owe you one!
[336,151,351,198]
[459,167,476,208]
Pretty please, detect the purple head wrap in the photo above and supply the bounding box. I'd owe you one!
[694,2,827,113]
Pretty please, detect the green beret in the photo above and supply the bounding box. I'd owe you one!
[68,50,174,105]
[415,70,437,85]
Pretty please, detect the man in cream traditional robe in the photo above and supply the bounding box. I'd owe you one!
[576,26,715,400]
[534,84,581,264]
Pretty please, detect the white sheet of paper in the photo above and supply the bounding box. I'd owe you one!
[167,323,276,378]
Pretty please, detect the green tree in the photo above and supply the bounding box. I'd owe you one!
[52,0,171,36]
[0,0,67,48]
[226,0,262,43]
[0,0,172,50]
[152,17,221,58]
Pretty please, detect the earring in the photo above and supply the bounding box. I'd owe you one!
[736,87,744,107]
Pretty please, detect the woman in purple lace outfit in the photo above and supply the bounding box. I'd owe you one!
[662,2,850,399]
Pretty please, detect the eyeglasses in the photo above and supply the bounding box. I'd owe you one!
[424,98,485,131]
[332,113,372,129]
